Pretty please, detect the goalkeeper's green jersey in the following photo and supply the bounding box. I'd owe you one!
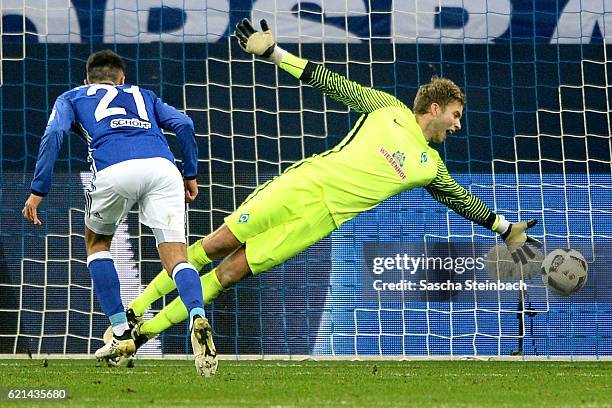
[278,54,499,231]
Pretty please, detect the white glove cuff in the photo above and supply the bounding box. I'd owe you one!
[269,46,287,65]
[494,215,511,234]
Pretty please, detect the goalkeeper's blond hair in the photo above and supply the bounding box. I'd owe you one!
[413,76,465,114]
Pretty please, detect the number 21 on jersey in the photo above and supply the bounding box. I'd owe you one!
[87,84,149,122]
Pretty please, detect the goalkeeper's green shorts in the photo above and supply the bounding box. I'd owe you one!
[225,168,336,275]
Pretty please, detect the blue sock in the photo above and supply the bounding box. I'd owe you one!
[172,262,205,321]
[189,307,206,323]
[87,252,127,331]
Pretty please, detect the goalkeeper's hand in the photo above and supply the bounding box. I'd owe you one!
[500,219,542,265]
[234,18,277,60]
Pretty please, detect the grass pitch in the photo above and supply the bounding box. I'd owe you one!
[0,359,610,407]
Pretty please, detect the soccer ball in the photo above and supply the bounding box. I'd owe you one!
[541,249,588,295]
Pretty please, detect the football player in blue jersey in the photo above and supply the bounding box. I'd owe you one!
[22,50,217,377]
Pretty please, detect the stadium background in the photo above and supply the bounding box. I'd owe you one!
[0,0,611,358]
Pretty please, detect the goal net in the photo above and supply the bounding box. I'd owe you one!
[1,1,611,358]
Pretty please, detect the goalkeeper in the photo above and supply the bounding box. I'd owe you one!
[117,19,541,353]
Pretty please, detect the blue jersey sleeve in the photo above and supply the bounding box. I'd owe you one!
[153,97,198,179]
[31,95,75,196]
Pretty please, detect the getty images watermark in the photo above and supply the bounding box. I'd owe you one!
[361,243,528,301]
[371,252,526,292]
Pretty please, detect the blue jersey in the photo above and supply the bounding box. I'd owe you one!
[31,83,197,196]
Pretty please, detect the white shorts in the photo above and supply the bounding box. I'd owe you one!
[84,157,186,244]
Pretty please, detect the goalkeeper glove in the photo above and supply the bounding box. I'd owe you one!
[497,217,542,265]
[234,18,285,64]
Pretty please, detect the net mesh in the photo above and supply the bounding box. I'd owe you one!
[1,1,611,357]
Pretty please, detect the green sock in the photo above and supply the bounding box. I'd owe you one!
[140,295,187,337]
[201,268,224,305]
[187,238,212,271]
[129,239,212,316]
[140,269,224,338]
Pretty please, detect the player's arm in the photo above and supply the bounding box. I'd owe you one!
[153,97,199,202]
[23,96,75,225]
[234,19,407,113]
[425,159,541,264]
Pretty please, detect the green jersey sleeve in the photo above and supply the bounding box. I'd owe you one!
[279,52,407,113]
[425,159,498,230]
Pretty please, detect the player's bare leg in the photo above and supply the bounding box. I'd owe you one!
[202,224,242,259]
[85,227,113,256]
[214,245,252,288]
[157,242,192,276]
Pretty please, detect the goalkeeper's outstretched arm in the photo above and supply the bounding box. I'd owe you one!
[425,159,541,264]
[234,18,407,114]
[425,159,498,230]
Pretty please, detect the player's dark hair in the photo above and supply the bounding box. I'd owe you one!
[413,76,465,115]
[86,49,126,84]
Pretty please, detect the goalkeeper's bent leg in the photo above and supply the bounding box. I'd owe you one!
[129,239,212,316]
[140,269,224,337]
